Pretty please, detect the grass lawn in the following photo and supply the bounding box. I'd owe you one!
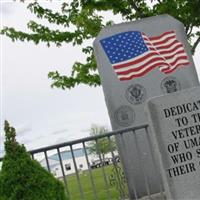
[65,165,129,200]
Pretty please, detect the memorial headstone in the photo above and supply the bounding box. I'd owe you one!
[93,14,199,198]
[146,86,200,200]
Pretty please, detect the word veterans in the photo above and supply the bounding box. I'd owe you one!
[167,162,196,178]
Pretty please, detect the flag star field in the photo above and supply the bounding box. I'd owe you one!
[100,31,148,64]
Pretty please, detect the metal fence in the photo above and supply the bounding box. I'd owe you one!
[0,124,165,200]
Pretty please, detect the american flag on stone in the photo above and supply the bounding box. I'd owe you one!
[100,31,190,81]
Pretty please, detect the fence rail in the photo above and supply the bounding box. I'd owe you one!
[0,124,165,200]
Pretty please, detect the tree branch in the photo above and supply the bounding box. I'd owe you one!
[127,0,145,18]
[27,2,70,26]
[191,35,200,54]
[185,25,190,34]
[1,26,81,46]
[187,26,193,39]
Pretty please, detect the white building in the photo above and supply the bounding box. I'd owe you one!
[40,148,117,178]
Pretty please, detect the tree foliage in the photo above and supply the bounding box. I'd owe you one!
[1,0,200,89]
[0,121,68,200]
[88,124,116,160]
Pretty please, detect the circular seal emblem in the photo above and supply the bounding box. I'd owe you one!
[114,105,135,127]
[161,76,181,94]
[125,84,146,105]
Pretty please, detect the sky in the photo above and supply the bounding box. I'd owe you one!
[0,1,113,156]
[0,1,200,157]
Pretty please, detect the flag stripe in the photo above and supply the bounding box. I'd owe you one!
[158,44,184,55]
[169,55,188,66]
[117,61,171,78]
[161,49,185,60]
[148,31,175,41]
[150,38,177,49]
[118,62,170,80]
[151,35,176,46]
[115,57,169,74]
[163,62,190,74]
[159,54,188,71]
[160,57,189,72]
[152,40,179,50]
[143,32,176,42]
[117,60,171,75]
[113,51,161,69]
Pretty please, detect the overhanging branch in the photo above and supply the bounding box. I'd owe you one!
[127,0,145,18]
[191,35,200,54]
[186,26,193,38]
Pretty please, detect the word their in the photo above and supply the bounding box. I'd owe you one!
[167,162,196,178]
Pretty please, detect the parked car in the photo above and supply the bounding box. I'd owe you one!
[90,158,111,169]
